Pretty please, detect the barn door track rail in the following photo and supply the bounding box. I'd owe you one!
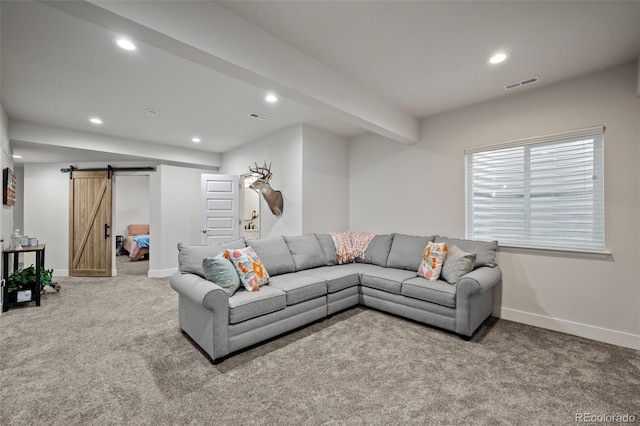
[61,165,156,179]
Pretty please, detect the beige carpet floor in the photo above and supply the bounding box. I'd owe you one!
[0,256,638,425]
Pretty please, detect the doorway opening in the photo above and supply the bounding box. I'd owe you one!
[114,174,150,276]
[241,173,261,240]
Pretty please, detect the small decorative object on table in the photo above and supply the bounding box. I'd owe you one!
[11,229,22,250]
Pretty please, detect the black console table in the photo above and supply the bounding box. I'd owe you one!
[2,244,46,313]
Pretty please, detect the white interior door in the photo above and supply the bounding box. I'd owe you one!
[201,174,240,245]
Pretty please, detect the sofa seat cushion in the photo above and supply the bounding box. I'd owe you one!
[268,273,327,306]
[301,264,378,293]
[401,277,456,308]
[360,268,417,295]
[228,285,286,324]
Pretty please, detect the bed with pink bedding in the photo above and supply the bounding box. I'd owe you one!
[122,224,150,261]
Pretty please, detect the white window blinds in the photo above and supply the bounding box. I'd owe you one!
[465,126,605,252]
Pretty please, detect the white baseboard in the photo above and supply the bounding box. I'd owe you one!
[53,269,69,277]
[148,268,177,278]
[498,307,640,350]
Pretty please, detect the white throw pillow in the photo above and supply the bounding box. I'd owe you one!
[417,242,448,281]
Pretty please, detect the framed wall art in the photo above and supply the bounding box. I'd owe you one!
[3,167,16,206]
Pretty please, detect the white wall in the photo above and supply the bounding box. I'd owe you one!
[21,161,213,278]
[301,125,349,234]
[114,175,150,236]
[221,125,303,237]
[1,107,13,250]
[148,164,215,277]
[350,63,640,349]
[23,162,69,275]
[221,124,350,237]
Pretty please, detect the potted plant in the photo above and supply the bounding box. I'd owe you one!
[7,265,59,303]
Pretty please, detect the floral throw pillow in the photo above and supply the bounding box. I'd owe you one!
[225,246,270,291]
[202,253,241,297]
[417,242,448,281]
[441,245,476,285]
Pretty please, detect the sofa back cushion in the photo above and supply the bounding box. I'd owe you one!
[355,234,394,267]
[178,238,246,277]
[434,236,498,268]
[284,235,327,271]
[386,233,436,271]
[247,236,296,276]
[315,234,337,266]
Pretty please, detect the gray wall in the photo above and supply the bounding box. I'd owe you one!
[349,63,640,349]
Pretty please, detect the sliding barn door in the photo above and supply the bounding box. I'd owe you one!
[69,170,112,277]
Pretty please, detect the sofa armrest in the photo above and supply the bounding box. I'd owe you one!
[456,266,502,300]
[455,266,501,336]
[169,271,228,311]
[170,271,230,361]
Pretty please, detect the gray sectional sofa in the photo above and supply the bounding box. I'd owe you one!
[170,233,501,362]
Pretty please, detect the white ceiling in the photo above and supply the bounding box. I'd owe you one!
[2,1,639,165]
[219,0,640,116]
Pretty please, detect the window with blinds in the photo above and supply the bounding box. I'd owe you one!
[465,126,605,252]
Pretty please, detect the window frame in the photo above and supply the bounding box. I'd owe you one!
[464,126,606,254]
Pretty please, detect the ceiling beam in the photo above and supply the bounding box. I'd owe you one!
[9,120,222,168]
[44,0,419,144]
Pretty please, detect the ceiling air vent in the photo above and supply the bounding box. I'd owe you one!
[503,76,539,91]
[248,112,270,121]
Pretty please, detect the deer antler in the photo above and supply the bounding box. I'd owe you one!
[248,161,273,181]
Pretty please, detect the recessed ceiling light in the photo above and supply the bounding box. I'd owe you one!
[115,38,136,51]
[192,137,201,143]
[89,117,103,125]
[12,154,22,159]
[265,93,278,103]
[488,52,508,65]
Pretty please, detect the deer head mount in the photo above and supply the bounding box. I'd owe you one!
[248,161,283,217]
